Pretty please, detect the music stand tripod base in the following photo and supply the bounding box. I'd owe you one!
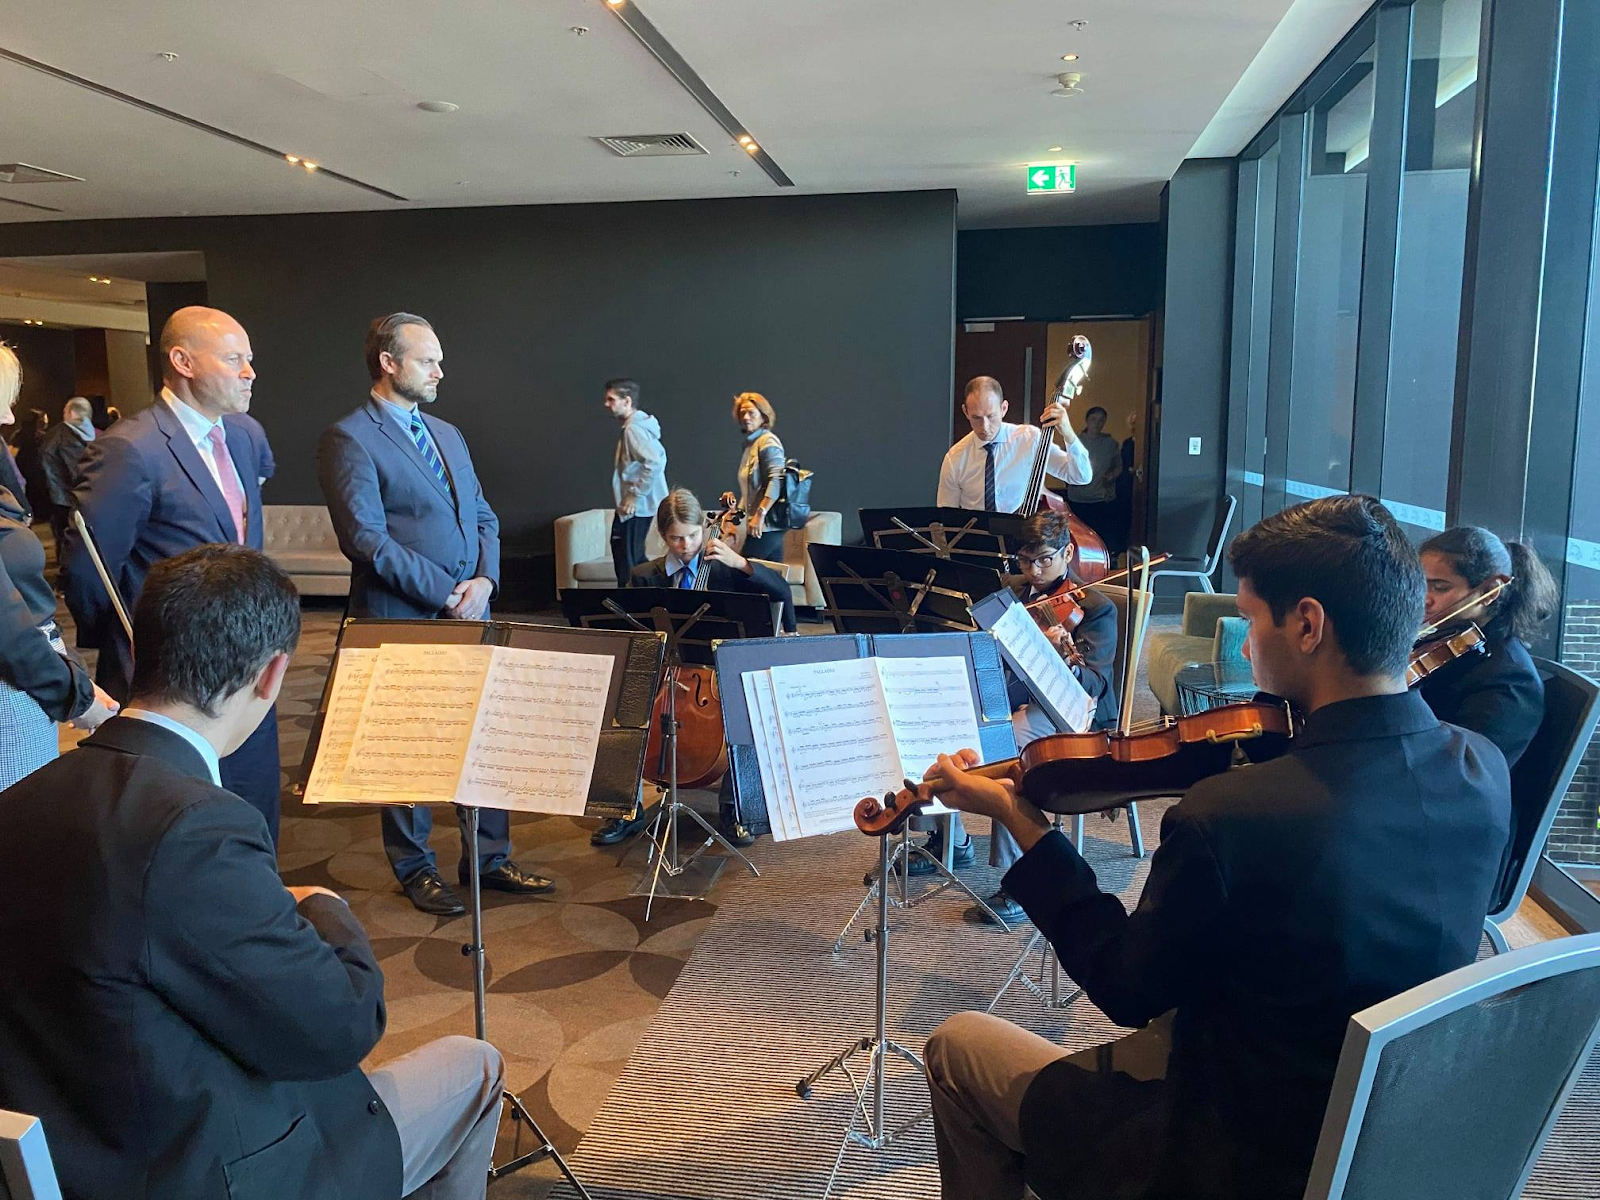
[628,800,734,904]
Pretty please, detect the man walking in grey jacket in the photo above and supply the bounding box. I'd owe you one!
[603,378,667,586]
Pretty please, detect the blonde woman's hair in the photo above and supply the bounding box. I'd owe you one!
[0,344,20,408]
[732,391,776,431]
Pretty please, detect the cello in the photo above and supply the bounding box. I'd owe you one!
[641,498,744,790]
[1014,334,1111,582]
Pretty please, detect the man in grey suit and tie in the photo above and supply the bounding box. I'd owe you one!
[318,313,554,916]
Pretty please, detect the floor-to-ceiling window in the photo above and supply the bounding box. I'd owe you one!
[1380,0,1480,536]
[1286,46,1375,500]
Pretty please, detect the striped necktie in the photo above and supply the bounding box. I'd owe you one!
[408,414,451,492]
[983,440,998,511]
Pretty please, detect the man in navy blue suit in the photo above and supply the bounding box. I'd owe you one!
[318,313,554,916]
[63,306,284,844]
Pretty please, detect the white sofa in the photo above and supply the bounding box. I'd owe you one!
[554,508,842,607]
[263,505,352,597]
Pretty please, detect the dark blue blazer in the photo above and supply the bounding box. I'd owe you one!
[64,399,267,653]
[317,398,500,619]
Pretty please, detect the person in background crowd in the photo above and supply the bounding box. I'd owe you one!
[1064,405,1122,548]
[0,351,117,790]
[603,377,668,586]
[319,312,554,916]
[0,545,504,1200]
[9,407,51,517]
[730,391,797,632]
[62,306,282,844]
[38,395,96,550]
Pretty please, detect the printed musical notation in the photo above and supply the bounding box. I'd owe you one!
[306,641,612,815]
[988,600,1094,734]
[745,654,982,841]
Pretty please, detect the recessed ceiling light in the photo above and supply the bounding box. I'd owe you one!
[285,155,300,164]
[1061,53,1079,62]
[745,143,760,154]
[1048,146,1063,153]
[738,135,753,146]
[417,100,459,114]
[303,161,319,172]
[606,0,625,6]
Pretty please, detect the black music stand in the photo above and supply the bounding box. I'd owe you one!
[299,617,664,1192]
[561,588,773,912]
[807,543,1003,636]
[858,506,1034,572]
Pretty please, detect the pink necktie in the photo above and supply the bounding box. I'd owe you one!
[206,425,247,544]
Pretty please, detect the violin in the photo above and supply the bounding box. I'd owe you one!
[1405,576,1511,689]
[642,498,746,791]
[854,700,1295,835]
[1014,335,1110,583]
[1021,553,1174,634]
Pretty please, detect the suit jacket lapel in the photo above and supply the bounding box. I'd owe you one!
[365,400,453,505]
[152,400,236,543]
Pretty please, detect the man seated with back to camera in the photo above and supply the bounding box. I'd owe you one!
[0,545,504,1200]
[909,496,1511,1200]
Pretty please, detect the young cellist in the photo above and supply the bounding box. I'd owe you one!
[910,495,1510,1200]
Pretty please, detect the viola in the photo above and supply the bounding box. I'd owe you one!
[1013,335,1110,583]
[853,699,1293,836]
[642,500,745,791]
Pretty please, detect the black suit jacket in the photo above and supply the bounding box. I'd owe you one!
[1003,574,1119,730]
[0,717,402,1200]
[1418,631,1543,768]
[37,421,91,509]
[1004,691,1510,1199]
[630,553,791,610]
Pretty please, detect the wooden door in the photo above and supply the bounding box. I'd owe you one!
[952,320,1049,444]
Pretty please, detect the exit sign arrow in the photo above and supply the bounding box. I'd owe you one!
[1026,163,1077,194]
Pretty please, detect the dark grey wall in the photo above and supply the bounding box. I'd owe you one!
[955,223,1164,321]
[0,191,957,571]
[1155,160,1236,590]
[0,322,76,422]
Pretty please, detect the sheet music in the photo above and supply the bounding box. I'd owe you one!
[343,643,490,798]
[456,645,612,815]
[875,655,985,781]
[988,600,1095,733]
[769,658,904,839]
[742,670,798,842]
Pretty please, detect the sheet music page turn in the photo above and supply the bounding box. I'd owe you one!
[988,600,1094,733]
[768,658,903,839]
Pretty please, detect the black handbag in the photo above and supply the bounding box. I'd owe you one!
[769,459,813,531]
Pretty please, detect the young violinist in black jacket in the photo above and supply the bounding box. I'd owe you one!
[909,496,1510,1200]
[920,512,1120,925]
[1416,526,1557,769]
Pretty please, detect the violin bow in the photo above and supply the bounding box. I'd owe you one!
[1418,576,1512,640]
[71,509,134,648]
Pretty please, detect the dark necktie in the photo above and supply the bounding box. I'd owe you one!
[983,440,998,511]
[409,414,451,493]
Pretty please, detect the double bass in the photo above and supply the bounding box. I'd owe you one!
[1014,334,1110,582]
[641,499,744,791]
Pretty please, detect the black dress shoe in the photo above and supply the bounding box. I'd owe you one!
[591,802,659,847]
[720,821,756,848]
[468,862,555,895]
[906,834,975,876]
[402,869,466,917]
[966,889,1026,926]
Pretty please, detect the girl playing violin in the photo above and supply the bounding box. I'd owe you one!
[1416,526,1557,768]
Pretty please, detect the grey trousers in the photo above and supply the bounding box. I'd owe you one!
[367,1035,505,1200]
[925,1011,1171,1200]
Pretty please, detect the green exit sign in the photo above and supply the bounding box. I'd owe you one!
[1026,164,1077,194]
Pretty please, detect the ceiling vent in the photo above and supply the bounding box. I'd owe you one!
[593,133,707,158]
[0,162,84,184]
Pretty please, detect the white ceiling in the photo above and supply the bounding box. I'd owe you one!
[0,0,1368,229]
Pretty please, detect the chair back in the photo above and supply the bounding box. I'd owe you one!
[0,1110,62,1200]
[1089,583,1151,700]
[1200,492,1238,572]
[1490,659,1600,923]
[1303,934,1600,1200]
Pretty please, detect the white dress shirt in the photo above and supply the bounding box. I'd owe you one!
[162,387,248,538]
[937,422,1092,512]
[120,708,222,784]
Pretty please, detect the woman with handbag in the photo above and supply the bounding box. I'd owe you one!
[729,391,796,631]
